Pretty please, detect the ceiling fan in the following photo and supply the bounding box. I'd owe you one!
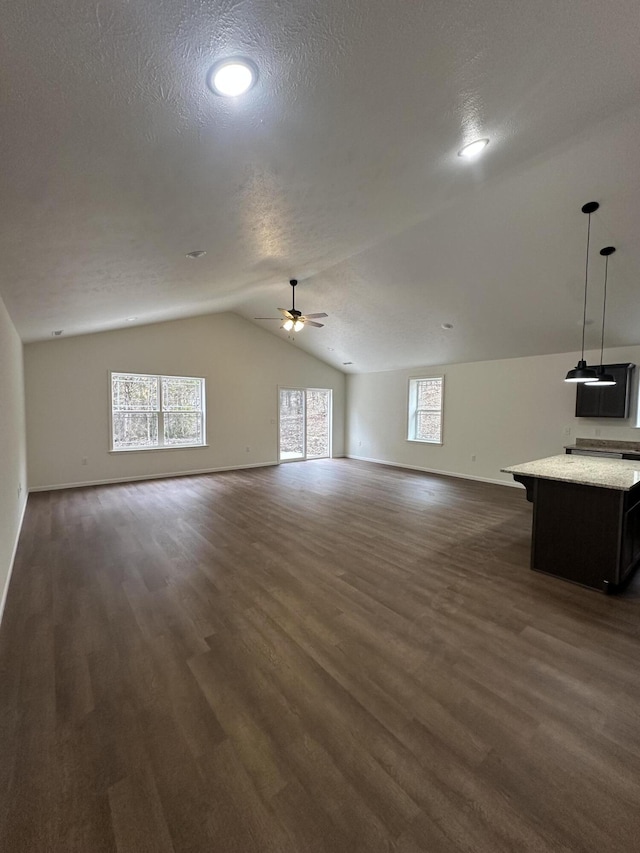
[255,279,328,331]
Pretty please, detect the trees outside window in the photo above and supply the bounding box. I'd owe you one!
[407,376,444,443]
[110,372,205,450]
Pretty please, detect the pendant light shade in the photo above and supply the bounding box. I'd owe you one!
[565,360,598,383]
[585,246,616,386]
[586,367,616,386]
[564,202,599,383]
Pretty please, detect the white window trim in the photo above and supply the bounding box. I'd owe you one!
[109,371,206,452]
[407,375,444,445]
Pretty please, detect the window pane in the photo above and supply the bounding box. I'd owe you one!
[417,379,442,410]
[164,413,202,446]
[112,413,159,448]
[279,389,305,456]
[112,374,158,411]
[162,377,202,412]
[307,390,330,458]
[416,412,441,443]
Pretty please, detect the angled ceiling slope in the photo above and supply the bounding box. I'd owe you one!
[1,0,639,373]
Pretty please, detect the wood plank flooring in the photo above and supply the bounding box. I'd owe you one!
[1,459,640,852]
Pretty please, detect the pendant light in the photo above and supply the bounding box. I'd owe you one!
[585,247,616,386]
[564,202,599,382]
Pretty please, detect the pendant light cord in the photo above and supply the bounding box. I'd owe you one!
[599,254,609,367]
[581,211,592,360]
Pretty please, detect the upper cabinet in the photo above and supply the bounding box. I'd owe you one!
[575,363,635,418]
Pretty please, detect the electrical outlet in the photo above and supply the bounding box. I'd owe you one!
[245,446,250,453]
[471,454,476,462]
[595,428,602,437]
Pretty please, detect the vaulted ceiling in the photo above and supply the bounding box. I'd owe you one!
[2,0,639,372]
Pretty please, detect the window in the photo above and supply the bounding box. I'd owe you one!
[110,372,205,451]
[407,376,444,443]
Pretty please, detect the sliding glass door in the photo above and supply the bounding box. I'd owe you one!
[279,387,331,461]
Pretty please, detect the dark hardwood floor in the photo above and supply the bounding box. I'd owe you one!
[1,459,640,852]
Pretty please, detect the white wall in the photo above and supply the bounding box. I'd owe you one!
[0,295,28,622]
[347,345,640,486]
[25,312,345,490]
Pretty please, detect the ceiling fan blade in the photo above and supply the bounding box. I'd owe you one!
[254,317,280,320]
[303,312,328,319]
[278,308,294,319]
[304,320,324,328]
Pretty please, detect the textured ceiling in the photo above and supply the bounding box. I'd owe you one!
[1,0,640,373]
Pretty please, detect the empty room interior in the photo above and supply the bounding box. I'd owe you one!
[3,1,640,850]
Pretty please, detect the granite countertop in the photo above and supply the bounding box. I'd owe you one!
[501,454,640,491]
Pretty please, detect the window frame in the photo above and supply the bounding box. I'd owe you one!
[109,371,206,452]
[407,375,444,445]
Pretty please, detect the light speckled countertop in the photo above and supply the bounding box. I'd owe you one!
[501,455,640,491]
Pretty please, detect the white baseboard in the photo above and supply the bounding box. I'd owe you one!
[345,454,523,488]
[28,461,280,493]
[0,495,28,628]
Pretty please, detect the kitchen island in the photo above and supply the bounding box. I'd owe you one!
[501,455,640,592]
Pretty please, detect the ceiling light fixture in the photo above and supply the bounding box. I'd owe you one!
[254,278,327,332]
[282,318,304,332]
[457,138,489,159]
[564,202,599,383]
[207,58,258,97]
[441,323,453,330]
[185,250,206,259]
[585,247,616,386]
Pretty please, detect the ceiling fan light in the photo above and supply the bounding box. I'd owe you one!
[283,319,294,331]
[564,360,598,383]
[293,320,304,332]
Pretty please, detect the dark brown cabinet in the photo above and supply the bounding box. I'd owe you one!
[514,474,640,592]
[575,363,634,418]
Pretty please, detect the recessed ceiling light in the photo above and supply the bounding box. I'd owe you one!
[126,317,137,322]
[327,347,334,351]
[186,250,207,259]
[207,59,258,97]
[441,323,453,330]
[457,138,489,159]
